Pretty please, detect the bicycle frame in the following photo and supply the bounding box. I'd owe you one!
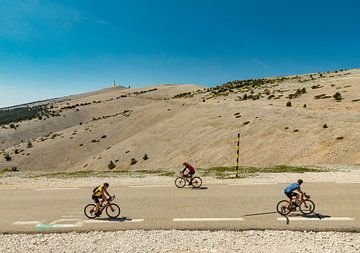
[96,196,115,212]
[287,194,308,209]
[179,173,193,185]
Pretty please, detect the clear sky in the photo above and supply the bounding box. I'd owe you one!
[0,0,359,108]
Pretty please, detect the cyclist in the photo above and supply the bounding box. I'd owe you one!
[284,179,304,208]
[92,182,111,216]
[182,162,196,181]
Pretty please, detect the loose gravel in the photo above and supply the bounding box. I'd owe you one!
[1,230,359,253]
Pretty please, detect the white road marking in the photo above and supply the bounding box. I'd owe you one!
[34,187,80,191]
[13,221,41,225]
[335,182,360,184]
[129,185,170,188]
[228,183,277,186]
[61,215,82,218]
[84,218,144,223]
[36,219,83,229]
[277,217,355,221]
[173,218,244,222]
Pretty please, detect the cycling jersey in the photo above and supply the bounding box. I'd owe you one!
[93,186,104,197]
[284,183,300,193]
[183,163,195,173]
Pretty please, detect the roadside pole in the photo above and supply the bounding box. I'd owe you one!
[236,133,240,178]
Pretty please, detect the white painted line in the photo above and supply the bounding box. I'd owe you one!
[335,182,360,184]
[61,215,82,218]
[173,218,244,222]
[34,187,80,191]
[277,217,354,221]
[13,221,41,225]
[129,185,170,188]
[84,218,144,223]
[50,224,81,228]
[228,183,277,186]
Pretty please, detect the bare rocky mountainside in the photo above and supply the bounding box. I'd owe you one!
[1,69,360,172]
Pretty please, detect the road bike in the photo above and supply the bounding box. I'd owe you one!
[175,171,202,188]
[84,195,121,219]
[276,193,315,215]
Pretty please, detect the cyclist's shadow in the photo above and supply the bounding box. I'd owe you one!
[282,212,331,225]
[94,217,137,222]
[190,186,208,190]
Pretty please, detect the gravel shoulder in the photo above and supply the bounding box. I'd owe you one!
[0,164,359,189]
[1,230,359,253]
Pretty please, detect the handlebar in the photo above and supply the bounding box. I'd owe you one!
[107,195,115,202]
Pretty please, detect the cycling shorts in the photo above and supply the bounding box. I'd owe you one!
[92,195,102,203]
[285,191,298,199]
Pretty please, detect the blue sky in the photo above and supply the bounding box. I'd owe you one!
[0,0,359,107]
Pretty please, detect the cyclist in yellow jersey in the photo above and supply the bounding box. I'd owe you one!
[92,182,111,216]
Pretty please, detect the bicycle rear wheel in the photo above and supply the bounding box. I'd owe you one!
[84,204,97,219]
[299,199,315,215]
[175,177,186,188]
[191,177,202,188]
[276,200,291,215]
[106,203,121,218]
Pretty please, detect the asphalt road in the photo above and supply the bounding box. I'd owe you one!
[1,182,359,233]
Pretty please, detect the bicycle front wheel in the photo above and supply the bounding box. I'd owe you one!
[106,203,121,218]
[191,177,202,188]
[276,200,291,215]
[175,177,186,188]
[84,204,97,219]
[299,199,315,214]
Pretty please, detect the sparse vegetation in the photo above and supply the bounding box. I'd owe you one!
[26,141,33,148]
[130,158,137,165]
[0,167,17,174]
[198,165,327,179]
[286,101,291,107]
[323,124,328,129]
[0,105,50,125]
[108,160,116,170]
[143,154,149,160]
[3,153,12,161]
[333,92,343,101]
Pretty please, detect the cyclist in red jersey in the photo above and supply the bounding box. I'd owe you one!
[182,162,195,180]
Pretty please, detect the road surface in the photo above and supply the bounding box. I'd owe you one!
[1,182,359,233]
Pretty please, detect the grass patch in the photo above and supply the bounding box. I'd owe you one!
[0,166,19,174]
[29,169,176,178]
[12,166,327,179]
[198,165,327,179]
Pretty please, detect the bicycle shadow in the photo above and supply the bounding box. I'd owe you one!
[94,217,137,222]
[190,186,208,190]
[244,211,277,217]
[280,212,331,225]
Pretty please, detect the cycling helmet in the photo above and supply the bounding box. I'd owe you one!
[297,179,303,185]
[103,182,109,187]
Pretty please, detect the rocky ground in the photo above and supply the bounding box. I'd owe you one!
[1,230,359,253]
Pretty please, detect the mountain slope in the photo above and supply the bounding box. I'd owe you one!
[1,69,360,172]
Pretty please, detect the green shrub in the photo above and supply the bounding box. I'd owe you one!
[108,160,116,170]
[4,153,11,161]
[27,141,33,148]
[333,92,343,101]
[130,158,137,165]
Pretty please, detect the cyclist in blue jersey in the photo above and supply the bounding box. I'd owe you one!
[284,179,304,207]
